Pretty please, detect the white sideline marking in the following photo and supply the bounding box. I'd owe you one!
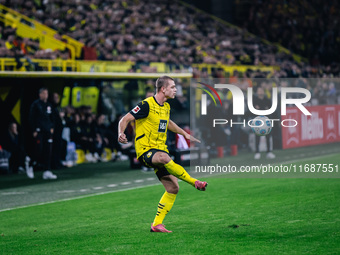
[134,179,144,183]
[281,152,340,165]
[80,189,89,192]
[121,182,131,185]
[57,190,76,193]
[1,192,26,195]
[93,187,104,190]
[0,183,162,213]
[107,184,118,188]
[146,177,156,181]
[287,220,303,223]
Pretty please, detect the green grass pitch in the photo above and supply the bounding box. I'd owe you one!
[0,154,339,254]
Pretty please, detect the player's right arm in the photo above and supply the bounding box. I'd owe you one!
[118,101,149,144]
[118,113,135,144]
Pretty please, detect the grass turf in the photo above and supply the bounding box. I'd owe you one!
[0,155,339,254]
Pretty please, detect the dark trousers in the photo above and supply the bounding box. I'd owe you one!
[34,132,53,170]
[52,131,65,169]
[9,145,26,173]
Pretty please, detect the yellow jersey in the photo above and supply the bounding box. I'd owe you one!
[130,96,171,158]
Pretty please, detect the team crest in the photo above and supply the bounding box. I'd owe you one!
[147,152,152,158]
[132,106,140,113]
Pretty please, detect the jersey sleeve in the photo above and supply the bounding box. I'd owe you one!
[130,101,149,119]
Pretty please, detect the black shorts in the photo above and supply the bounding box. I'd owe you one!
[138,149,170,180]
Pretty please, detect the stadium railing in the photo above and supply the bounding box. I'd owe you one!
[0,58,279,74]
[0,58,78,72]
[191,63,278,75]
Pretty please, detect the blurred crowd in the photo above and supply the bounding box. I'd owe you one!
[0,0,338,76]
[61,105,132,164]
[194,68,339,106]
[236,0,340,66]
[0,89,133,178]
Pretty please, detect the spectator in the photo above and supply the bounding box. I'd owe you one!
[0,144,11,175]
[252,86,276,160]
[81,39,97,60]
[29,87,57,179]
[50,92,66,169]
[1,122,33,178]
[83,114,101,162]
[70,113,98,163]
[94,114,117,161]
[327,82,337,104]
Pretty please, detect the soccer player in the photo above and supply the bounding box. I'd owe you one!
[118,76,208,233]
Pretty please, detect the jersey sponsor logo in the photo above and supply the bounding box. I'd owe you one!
[158,119,167,133]
[132,106,140,114]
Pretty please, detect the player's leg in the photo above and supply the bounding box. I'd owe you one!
[152,151,197,186]
[152,151,208,190]
[160,174,179,194]
[151,175,178,232]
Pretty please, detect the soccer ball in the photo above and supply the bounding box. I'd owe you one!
[250,116,272,136]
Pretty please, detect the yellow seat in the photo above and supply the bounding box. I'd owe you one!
[75,149,85,164]
[103,148,112,161]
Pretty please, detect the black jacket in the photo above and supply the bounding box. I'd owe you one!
[29,99,55,133]
[1,130,20,152]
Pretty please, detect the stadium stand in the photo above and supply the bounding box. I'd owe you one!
[1,0,338,77]
[235,0,340,66]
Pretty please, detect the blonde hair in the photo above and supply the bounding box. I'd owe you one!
[155,76,174,92]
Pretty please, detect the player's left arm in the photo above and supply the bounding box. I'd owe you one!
[168,120,201,143]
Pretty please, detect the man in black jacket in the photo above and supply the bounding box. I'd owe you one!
[29,88,57,179]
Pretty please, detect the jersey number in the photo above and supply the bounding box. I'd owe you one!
[158,120,167,133]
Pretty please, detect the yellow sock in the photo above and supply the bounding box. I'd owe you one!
[164,160,197,186]
[152,191,177,226]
